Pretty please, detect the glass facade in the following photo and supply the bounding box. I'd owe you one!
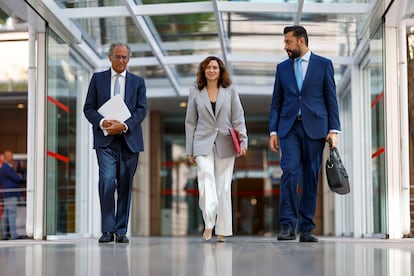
[339,85,353,236]
[407,26,414,233]
[45,30,92,235]
[369,24,387,235]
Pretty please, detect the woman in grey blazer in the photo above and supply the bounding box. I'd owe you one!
[185,56,248,242]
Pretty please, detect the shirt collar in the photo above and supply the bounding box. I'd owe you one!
[296,50,311,63]
[111,68,126,78]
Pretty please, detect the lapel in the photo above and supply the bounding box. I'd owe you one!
[200,88,216,120]
[103,69,112,101]
[124,71,131,104]
[301,53,315,92]
[287,59,300,93]
[214,87,226,117]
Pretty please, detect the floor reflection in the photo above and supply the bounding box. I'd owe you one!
[0,237,413,276]
[202,243,232,276]
[99,243,130,276]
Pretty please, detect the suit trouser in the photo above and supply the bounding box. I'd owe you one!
[96,136,139,235]
[279,120,325,232]
[196,148,235,236]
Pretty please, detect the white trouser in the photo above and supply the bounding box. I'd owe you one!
[196,148,235,236]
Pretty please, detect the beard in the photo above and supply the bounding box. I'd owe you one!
[287,48,301,59]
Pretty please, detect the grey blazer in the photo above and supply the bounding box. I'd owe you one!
[185,85,248,158]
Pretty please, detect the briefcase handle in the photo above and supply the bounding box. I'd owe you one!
[328,138,334,148]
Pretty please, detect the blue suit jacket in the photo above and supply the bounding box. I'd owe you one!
[269,53,341,139]
[83,69,147,153]
[0,162,22,198]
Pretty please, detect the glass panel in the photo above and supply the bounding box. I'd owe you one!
[237,0,370,3]
[148,13,219,57]
[232,62,276,87]
[74,17,148,58]
[223,13,285,57]
[0,33,28,92]
[408,26,414,233]
[369,23,387,235]
[128,65,166,79]
[223,12,361,59]
[46,30,90,235]
[230,47,348,87]
[174,64,199,79]
[143,0,209,3]
[340,86,354,235]
[55,0,123,8]
[160,132,191,236]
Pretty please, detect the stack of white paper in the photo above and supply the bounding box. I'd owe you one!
[98,95,131,136]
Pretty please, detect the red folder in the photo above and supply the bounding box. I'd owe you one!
[228,128,241,153]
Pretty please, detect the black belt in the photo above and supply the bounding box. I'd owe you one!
[297,114,302,121]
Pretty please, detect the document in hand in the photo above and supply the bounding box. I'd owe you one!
[98,95,131,136]
[98,94,131,122]
[228,128,241,154]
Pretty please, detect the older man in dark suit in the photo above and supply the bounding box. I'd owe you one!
[269,26,341,242]
[84,42,147,243]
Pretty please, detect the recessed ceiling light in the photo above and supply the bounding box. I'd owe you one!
[17,103,25,109]
[179,102,187,108]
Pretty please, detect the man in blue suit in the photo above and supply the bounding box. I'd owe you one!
[84,42,147,243]
[0,150,22,240]
[269,26,341,242]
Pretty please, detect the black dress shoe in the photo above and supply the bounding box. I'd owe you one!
[99,232,114,243]
[277,226,296,240]
[299,232,318,242]
[115,235,129,243]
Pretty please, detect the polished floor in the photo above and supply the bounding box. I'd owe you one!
[1,236,414,276]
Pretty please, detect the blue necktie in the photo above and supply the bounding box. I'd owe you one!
[114,74,120,96]
[296,58,303,90]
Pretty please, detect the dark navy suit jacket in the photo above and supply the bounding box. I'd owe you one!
[0,162,22,198]
[83,69,147,153]
[269,53,341,139]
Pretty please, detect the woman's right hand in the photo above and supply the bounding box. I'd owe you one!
[187,155,196,164]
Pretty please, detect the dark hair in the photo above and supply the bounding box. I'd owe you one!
[284,25,308,47]
[196,56,231,90]
[108,42,131,57]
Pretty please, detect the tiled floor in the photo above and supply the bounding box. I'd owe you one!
[0,236,413,276]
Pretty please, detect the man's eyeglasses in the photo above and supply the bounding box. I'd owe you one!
[112,55,129,61]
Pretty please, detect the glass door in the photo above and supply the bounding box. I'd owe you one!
[362,23,388,237]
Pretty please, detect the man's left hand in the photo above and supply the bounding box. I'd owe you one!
[104,120,126,135]
[326,132,338,148]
